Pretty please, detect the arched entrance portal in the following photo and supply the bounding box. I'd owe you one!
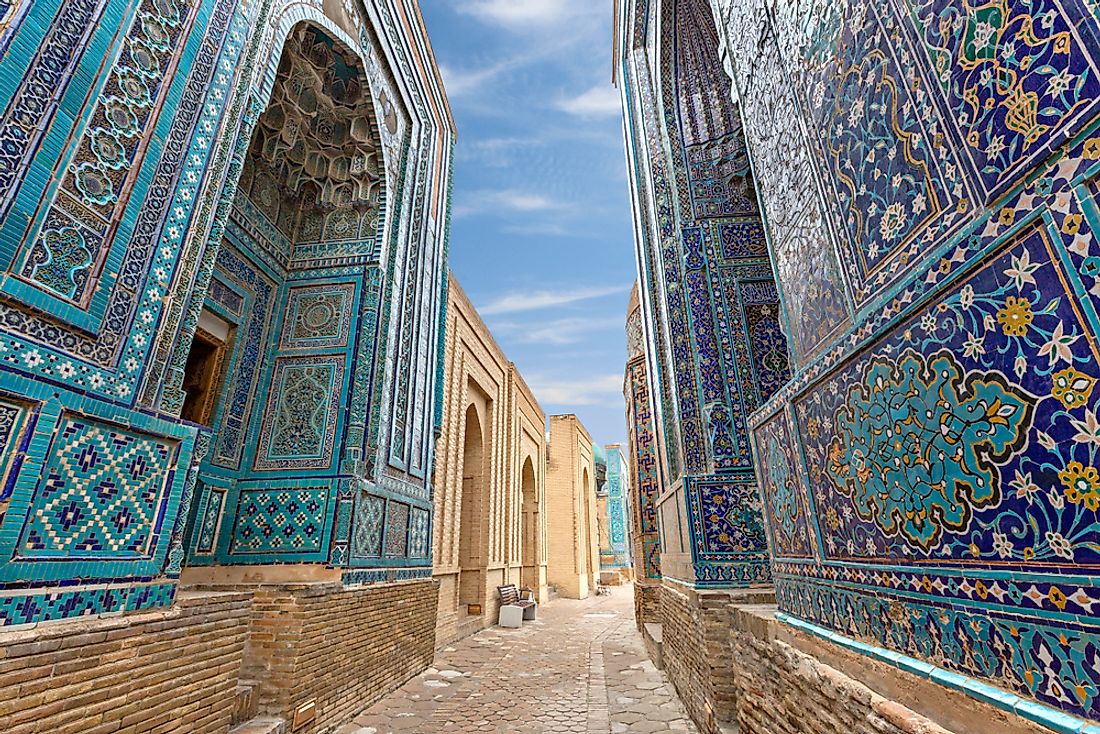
[520,456,539,590]
[459,402,487,614]
[179,20,386,565]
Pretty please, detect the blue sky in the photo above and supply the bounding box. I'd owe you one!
[421,1,637,448]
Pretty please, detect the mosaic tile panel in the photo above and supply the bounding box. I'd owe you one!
[280,282,356,350]
[626,358,661,579]
[795,218,1098,568]
[408,506,429,558]
[16,0,198,306]
[900,0,1100,202]
[790,1,970,307]
[229,486,326,555]
[683,474,771,587]
[254,355,344,471]
[776,572,1100,721]
[352,492,385,558]
[734,27,852,360]
[193,484,225,555]
[0,582,175,628]
[384,500,409,557]
[0,397,33,527]
[16,414,178,561]
[0,0,110,218]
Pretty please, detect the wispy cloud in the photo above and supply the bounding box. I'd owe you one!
[559,84,622,118]
[456,0,596,30]
[524,373,623,406]
[453,188,566,218]
[479,285,629,316]
[493,316,621,345]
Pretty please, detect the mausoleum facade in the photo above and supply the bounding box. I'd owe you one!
[617,0,1100,732]
[0,0,452,730]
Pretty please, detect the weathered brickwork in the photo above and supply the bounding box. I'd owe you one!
[658,582,742,734]
[0,591,251,734]
[241,580,438,732]
[633,583,661,631]
[726,604,1049,734]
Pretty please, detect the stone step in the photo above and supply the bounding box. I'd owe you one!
[231,679,259,725]
[453,613,484,641]
[642,622,664,670]
[229,716,286,734]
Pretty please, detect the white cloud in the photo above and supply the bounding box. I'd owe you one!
[479,285,629,316]
[453,188,565,218]
[559,84,622,118]
[493,316,621,345]
[458,137,545,167]
[524,373,623,406]
[457,0,594,29]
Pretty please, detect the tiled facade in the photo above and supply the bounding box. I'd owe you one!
[0,0,451,626]
[0,0,452,730]
[624,282,663,624]
[598,444,633,582]
[617,0,787,593]
[618,0,1100,731]
[432,274,548,644]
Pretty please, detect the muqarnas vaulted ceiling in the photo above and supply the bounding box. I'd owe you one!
[237,24,384,263]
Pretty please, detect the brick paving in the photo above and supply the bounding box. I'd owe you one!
[337,585,698,734]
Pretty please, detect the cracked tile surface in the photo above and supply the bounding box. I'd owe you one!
[337,585,698,734]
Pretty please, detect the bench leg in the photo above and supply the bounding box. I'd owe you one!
[523,604,537,621]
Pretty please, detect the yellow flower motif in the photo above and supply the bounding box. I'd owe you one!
[1062,213,1083,235]
[1059,460,1100,511]
[1084,138,1100,160]
[825,507,840,531]
[997,296,1033,337]
[999,207,1016,226]
[1051,367,1096,410]
[1049,586,1068,611]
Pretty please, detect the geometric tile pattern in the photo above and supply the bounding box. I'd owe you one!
[0,582,176,628]
[281,282,355,350]
[625,354,661,580]
[352,492,386,558]
[229,487,326,555]
[384,501,409,557]
[408,506,429,558]
[17,415,178,560]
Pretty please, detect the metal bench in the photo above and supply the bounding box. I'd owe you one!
[496,584,537,628]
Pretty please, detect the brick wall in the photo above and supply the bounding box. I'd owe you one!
[658,580,1050,734]
[659,582,738,734]
[0,590,251,734]
[633,582,661,629]
[244,579,438,733]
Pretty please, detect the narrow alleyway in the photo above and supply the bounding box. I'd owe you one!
[337,586,698,734]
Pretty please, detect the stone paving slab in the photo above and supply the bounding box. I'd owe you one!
[337,586,698,734]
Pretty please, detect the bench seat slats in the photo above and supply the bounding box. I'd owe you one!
[497,584,535,608]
